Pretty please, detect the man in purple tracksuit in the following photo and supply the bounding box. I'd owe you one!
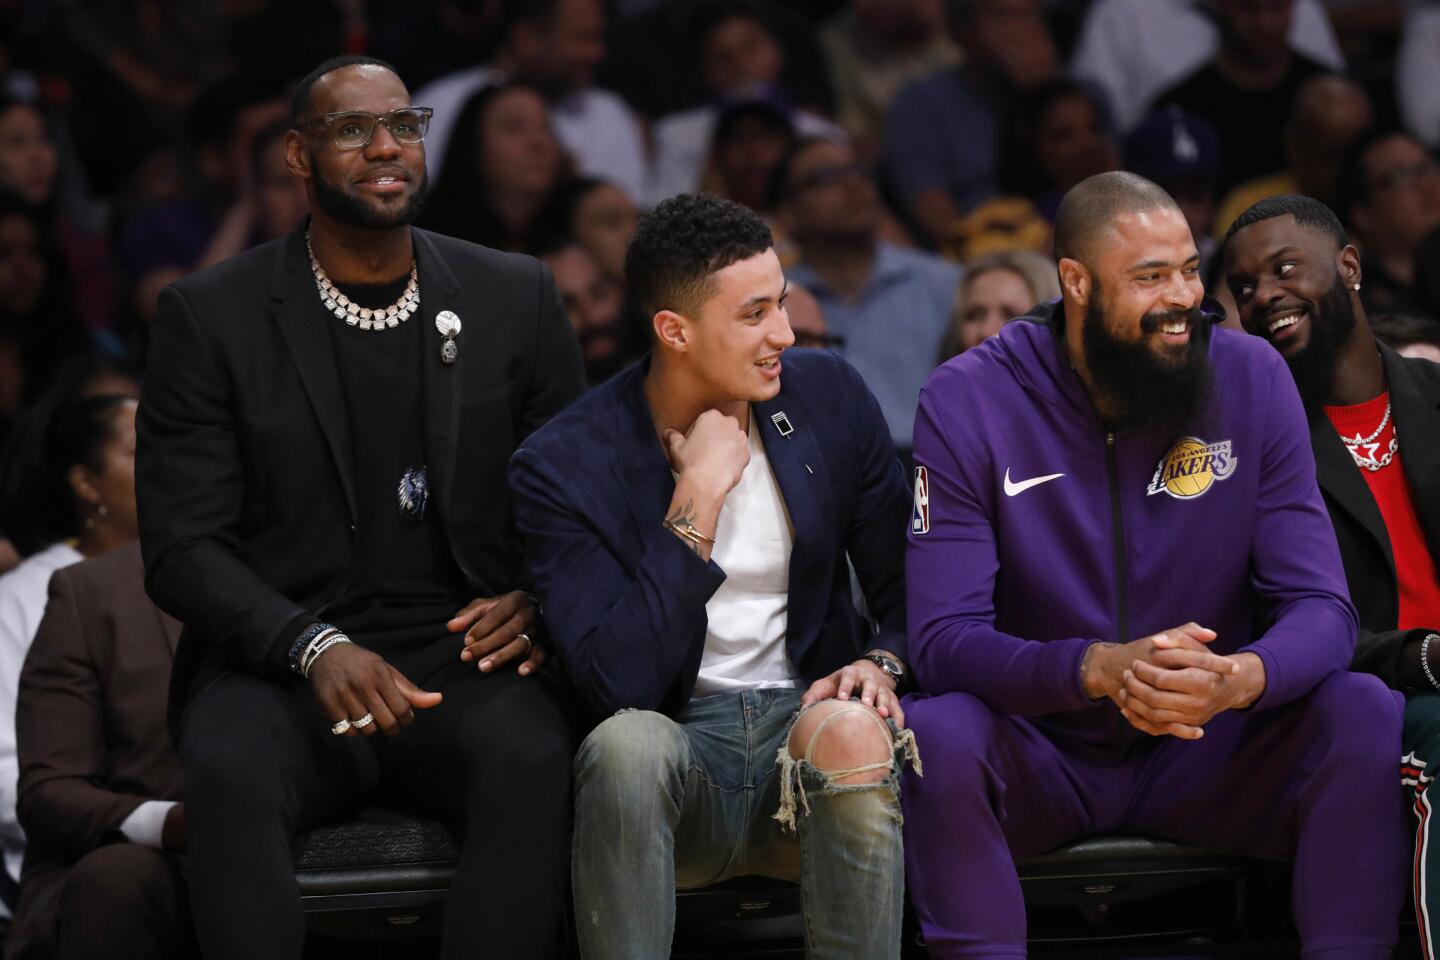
[902,172,1408,958]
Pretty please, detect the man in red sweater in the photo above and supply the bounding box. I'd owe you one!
[1225,193,1440,953]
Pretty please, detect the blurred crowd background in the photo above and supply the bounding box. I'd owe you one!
[0,0,1438,558]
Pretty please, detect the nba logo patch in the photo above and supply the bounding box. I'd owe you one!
[1146,436,1238,499]
[912,466,930,534]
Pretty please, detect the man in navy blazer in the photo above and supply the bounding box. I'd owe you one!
[510,193,918,959]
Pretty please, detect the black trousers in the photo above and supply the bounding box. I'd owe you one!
[178,638,576,960]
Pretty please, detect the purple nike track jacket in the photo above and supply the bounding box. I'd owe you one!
[907,303,1358,755]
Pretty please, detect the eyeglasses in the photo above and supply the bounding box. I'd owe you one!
[297,107,433,151]
[1369,158,1440,193]
[789,163,867,195]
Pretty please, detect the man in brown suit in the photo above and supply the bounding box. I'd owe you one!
[7,542,193,960]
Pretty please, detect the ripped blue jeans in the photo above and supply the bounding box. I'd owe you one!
[571,688,917,960]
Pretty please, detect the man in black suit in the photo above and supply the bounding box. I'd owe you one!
[136,55,585,960]
[1224,194,1440,946]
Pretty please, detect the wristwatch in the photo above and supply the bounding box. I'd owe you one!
[863,652,907,691]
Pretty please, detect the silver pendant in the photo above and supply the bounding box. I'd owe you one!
[436,311,461,366]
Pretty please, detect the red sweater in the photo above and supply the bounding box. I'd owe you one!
[1325,392,1440,631]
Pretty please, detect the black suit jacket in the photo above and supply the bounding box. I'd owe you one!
[510,351,910,719]
[1314,344,1440,687]
[137,226,585,727]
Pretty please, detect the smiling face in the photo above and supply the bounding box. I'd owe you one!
[1061,204,1210,433]
[1224,213,1360,403]
[288,64,428,230]
[659,248,794,404]
[1071,205,1204,362]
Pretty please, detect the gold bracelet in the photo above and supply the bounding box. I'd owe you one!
[663,517,716,546]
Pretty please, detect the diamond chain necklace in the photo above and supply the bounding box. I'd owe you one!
[307,231,419,331]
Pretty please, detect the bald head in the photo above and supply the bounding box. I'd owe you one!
[1053,171,1181,266]
[1290,74,1372,148]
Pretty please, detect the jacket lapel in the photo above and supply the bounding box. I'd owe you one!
[1385,344,1440,553]
[413,229,464,525]
[269,228,357,520]
[610,362,675,543]
[753,390,829,651]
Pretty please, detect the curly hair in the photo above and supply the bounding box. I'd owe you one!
[624,192,773,323]
[1224,193,1348,250]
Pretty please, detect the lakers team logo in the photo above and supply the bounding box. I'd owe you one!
[1146,437,1237,499]
[912,466,930,534]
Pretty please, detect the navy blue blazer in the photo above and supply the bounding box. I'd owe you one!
[509,349,911,719]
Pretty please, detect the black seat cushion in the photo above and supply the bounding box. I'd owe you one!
[293,808,458,872]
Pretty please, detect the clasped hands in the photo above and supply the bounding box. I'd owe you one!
[311,591,543,737]
[1081,622,1266,740]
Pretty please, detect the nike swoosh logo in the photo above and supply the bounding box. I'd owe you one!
[1004,469,1065,497]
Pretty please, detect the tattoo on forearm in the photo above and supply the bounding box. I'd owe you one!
[663,501,714,554]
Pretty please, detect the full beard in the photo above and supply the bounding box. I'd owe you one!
[313,169,429,230]
[1280,276,1357,407]
[1081,295,1213,443]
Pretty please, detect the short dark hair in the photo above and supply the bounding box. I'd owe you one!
[0,393,132,555]
[624,193,773,322]
[1370,312,1440,351]
[291,55,400,125]
[1223,193,1348,250]
[1053,171,1179,264]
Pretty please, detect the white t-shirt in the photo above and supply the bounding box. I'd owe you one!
[692,417,800,698]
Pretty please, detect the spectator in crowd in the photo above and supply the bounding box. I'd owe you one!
[1215,72,1374,238]
[1338,129,1440,319]
[1150,0,1330,196]
[415,0,647,204]
[883,0,1059,247]
[248,119,309,245]
[703,98,796,215]
[1398,1,1440,150]
[1369,313,1440,364]
[0,394,139,923]
[819,0,959,160]
[784,283,841,349]
[779,137,962,449]
[0,196,89,411]
[1123,106,1223,276]
[539,238,634,384]
[556,177,638,286]
[9,541,188,960]
[420,83,571,254]
[1224,194,1440,957]
[996,79,1120,222]
[940,249,1059,359]
[0,93,116,336]
[116,74,289,323]
[904,172,1405,958]
[509,192,916,960]
[1070,0,1343,134]
[647,2,843,206]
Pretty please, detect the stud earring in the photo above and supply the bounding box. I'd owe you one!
[1352,283,1361,291]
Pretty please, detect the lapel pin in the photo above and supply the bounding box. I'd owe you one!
[435,310,462,365]
[771,411,794,437]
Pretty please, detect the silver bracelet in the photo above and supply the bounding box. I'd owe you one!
[301,631,351,679]
[1422,633,1440,694]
